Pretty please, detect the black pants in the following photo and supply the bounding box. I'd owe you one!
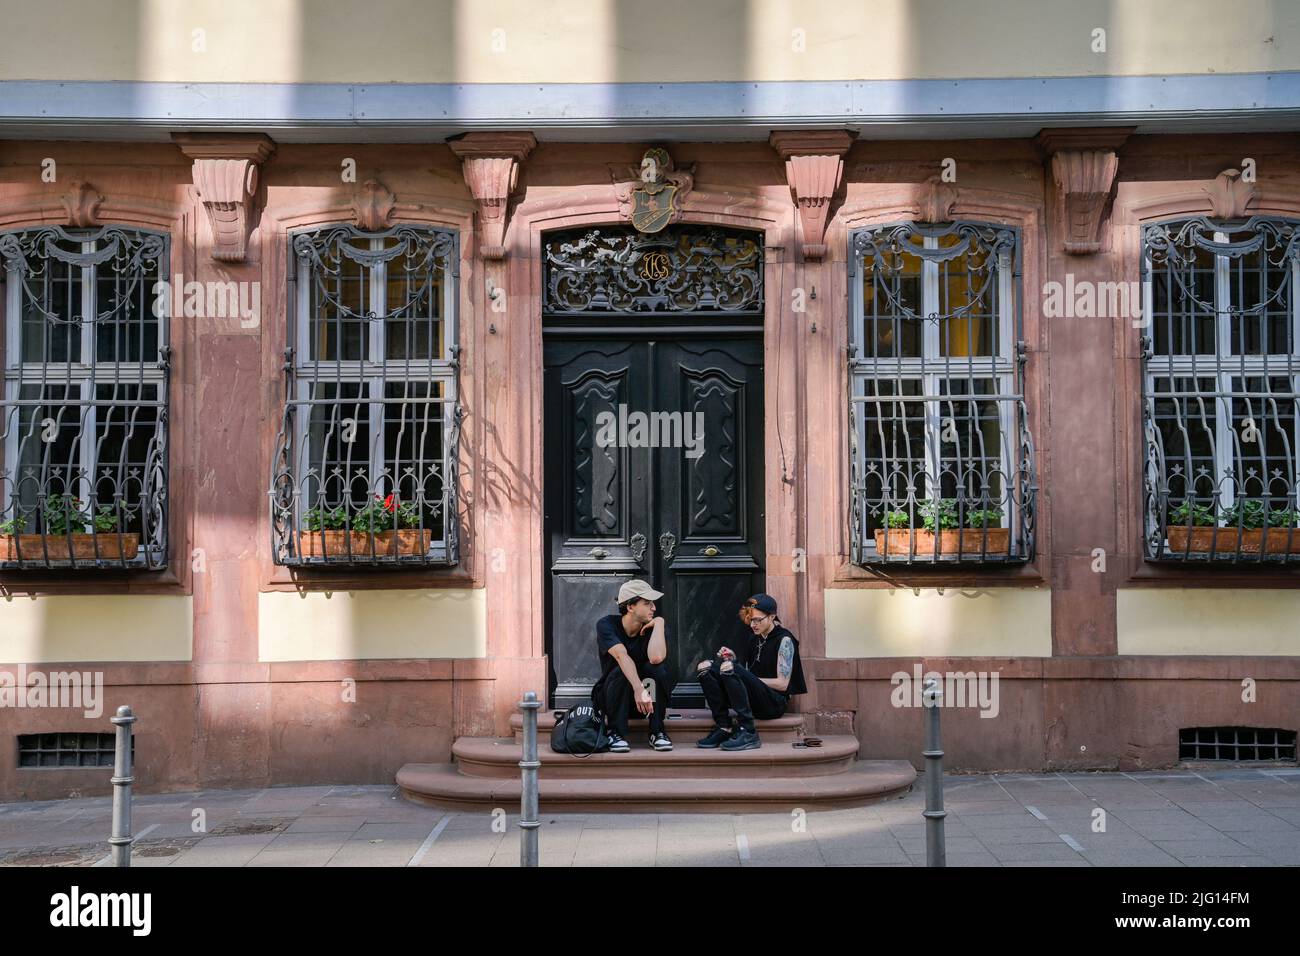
[698,659,787,732]
[591,655,677,738]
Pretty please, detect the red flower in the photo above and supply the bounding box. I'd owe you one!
[383,494,395,513]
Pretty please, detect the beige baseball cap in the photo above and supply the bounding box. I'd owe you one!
[617,579,664,605]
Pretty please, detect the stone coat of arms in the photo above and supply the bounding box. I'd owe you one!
[612,148,695,234]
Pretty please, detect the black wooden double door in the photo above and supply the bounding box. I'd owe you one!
[543,333,765,708]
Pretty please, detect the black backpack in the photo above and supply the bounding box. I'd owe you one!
[550,704,610,756]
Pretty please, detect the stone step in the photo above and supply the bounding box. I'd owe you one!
[508,708,808,744]
[397,760,917,813]
[454,734,860,779]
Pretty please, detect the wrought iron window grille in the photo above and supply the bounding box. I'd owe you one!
[1142,216,1300,564]
[543,226,763,314]
[271,224,461,567]
[848,221,1036,565]
[0,226,170,570]
[1178,726,1297,763]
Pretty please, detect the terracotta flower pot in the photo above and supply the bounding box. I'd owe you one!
[299,529,432,557]
[0,533,140,561]
[1165,526,1300,555]
[874,528,1011,556]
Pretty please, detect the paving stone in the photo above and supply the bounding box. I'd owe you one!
[988,842,1087,863]
[351,822,435,841]
[285,816,367,834]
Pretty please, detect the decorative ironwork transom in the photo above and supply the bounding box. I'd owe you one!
[848,221,1036,564]
[1142,216,1300,563]
[1,225,170,570]
[543,226,763,314]
[270,224,461,566]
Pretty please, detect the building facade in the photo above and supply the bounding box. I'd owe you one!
[2,1,1299,800]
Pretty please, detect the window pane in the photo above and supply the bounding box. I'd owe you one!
[861,240,923,360]
[859,377,927,528]
[1151,375,1219,503]
[1151,242,1216,356]
[937,378,1004,507]
[94,258,159,363]
[20,255,82,364]
[309,243,368,362]
[14,384,83,529]
[937,232,996,358]
[304,380,371,506]
[383,380,447,537]
[1230,375,1298,499]
[90,382,160,534]
[384,269,440,361]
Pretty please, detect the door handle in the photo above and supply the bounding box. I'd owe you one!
[589,547,608,559]
[699,545,721,557]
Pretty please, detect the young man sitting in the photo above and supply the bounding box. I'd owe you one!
[589,579,677,752]
[695,593,807,751]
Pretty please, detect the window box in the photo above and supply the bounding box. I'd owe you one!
[1165,527,1300,555]
[298,529,431,559]
[1,532,141,562]
[874,528,1010,557]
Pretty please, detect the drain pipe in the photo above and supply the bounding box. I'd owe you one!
[519,692,541,867]
[922,677,946,868]
[109,705,137,868]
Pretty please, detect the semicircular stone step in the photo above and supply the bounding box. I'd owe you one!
[454,734,859,779]
[396,759,917,813]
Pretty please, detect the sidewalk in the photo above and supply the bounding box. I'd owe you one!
[2,768,1299,867]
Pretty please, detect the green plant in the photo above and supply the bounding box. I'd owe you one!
[1168,499,1216,527]
[883,510,910,529]
[91,505,120,533]
[351,495,396,533]
[0,515,27,535]
[303,505,349,532]
[915,498,1004,531]
[42,496,88,535]
[1221,499,1300,530]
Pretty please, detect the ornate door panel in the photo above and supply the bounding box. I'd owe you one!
[654,339,766,700]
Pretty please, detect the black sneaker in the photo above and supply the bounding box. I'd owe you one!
[696,725,734,749]
[649,731,673,751]
[607,733,630,753]
[721,728,761,751]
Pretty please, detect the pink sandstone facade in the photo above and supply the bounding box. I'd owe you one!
[1,129,1298,800]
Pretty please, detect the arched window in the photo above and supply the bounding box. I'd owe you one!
[270,224,460,566]
[849,220,1035,564]
[0,225,169,569]
[1142,216,1300,562]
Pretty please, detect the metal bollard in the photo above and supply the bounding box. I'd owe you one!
[922,677,946,868]
[518,692,541,867]
[109,705,137,868]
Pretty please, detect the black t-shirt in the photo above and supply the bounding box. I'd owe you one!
[595,613,649,679]
[741,624,807,697]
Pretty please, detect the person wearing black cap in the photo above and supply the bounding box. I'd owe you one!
[589,578,677,753]
[695,593,807,751]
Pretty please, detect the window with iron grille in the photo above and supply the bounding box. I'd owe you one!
[270,225,461,566]
[848,221,1036,564]
[1143,217,1300,563]
[0,226,169,570]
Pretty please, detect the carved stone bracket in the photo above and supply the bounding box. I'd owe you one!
[352,180,396,231]
[769,130,855,259]
[62,181,104,227]
[1035,127,1133,255]
[449,132,537,259]
[1204,168,1256,219]
[172,133,276,262]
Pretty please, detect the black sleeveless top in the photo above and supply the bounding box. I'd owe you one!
[743,624,807,696]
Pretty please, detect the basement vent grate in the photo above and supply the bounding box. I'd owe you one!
[1179,727,1297,763]
[17,733,131,769]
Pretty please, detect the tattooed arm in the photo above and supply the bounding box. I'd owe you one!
[758,636,795,693]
